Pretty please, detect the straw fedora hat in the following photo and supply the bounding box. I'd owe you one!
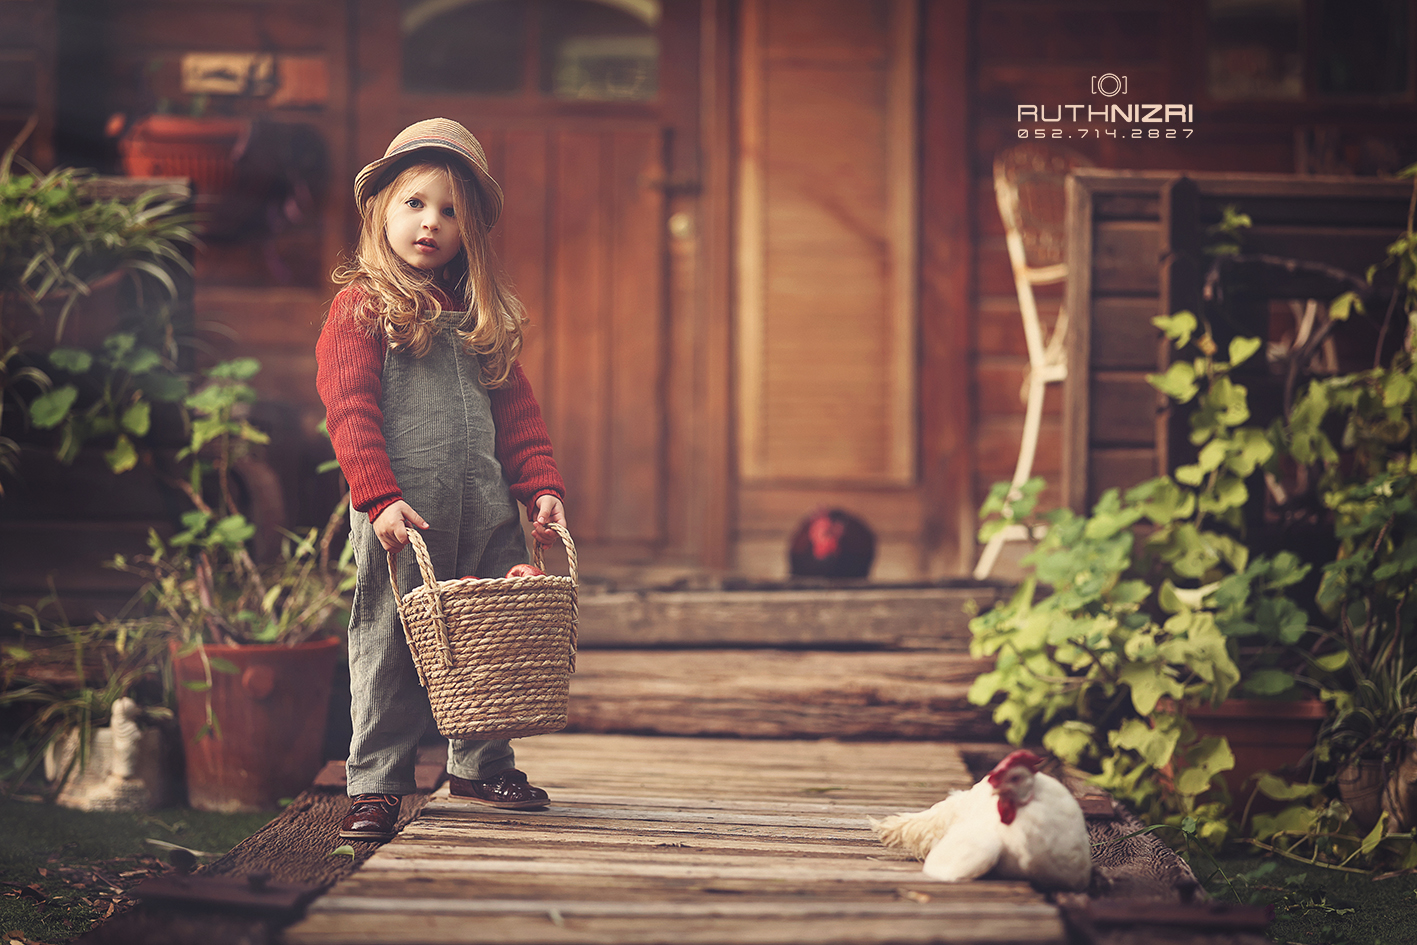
[354,117,504,226]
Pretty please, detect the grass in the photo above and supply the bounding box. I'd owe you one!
[0,797,272,944]
[1192,851,1417,945]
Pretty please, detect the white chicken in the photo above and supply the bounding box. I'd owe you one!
[871,749,1092,891]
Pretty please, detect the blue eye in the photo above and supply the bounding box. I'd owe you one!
[442,206,456,218]
[406,197,423,209]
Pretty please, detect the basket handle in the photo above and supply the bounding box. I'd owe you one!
[533,521,578,673]
[387,528,455,679]
[532,521,578,583]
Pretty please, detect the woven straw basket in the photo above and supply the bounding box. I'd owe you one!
[388,523,577,740]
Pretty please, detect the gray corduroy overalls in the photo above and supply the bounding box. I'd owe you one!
[344,323,529,796]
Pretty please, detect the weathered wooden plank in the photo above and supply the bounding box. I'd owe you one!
[577,586,997,650]
[564,649,1004,741]
[1090,297,1162,370]
[289,911,1064,945]
[309,897,1060,920]
[358,855,925,882]
[327,872,1038,904]
[1092,221,1160,296]
[413,803,888,830]
[391,832,899,859]
[1089,373,1161,447]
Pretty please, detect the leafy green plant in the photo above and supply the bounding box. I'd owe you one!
[0,120,196,347]
[1246,175,1417,859]
[969,313,1320,846]
[22,332,188,472]
[0,337,50,493]
[108,358,354,648]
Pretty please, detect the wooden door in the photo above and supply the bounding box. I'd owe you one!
[355,0,699,556]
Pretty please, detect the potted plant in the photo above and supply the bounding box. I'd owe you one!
[102,357,354,812]
[1,119,196,351]
[1274,232,1417,835]
[968,314,1328,846]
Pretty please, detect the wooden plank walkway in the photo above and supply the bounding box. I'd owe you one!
[284,734,1066,945]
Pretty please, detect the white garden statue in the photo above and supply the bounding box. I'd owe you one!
[44,697,174,811]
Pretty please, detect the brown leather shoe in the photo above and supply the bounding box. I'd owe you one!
[448,769,549,810]
[338,793,403,841]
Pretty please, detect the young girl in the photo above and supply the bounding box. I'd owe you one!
[317,118,567,842]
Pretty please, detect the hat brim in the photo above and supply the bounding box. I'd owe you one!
[355,145,504,227]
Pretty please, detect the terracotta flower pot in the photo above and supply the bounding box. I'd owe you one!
[171,636,341,812]
[120,115,247,198]
[1337,760,1387,831]
[1181,698,1328,814]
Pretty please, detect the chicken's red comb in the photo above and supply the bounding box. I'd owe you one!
[986,749,1043,786]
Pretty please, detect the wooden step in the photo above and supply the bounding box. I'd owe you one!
[565,649,1004,741]
[577,584,1008,651]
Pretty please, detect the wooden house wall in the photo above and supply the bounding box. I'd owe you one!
[0,0,55,169]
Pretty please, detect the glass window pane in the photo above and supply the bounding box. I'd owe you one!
[539,0,659,101]
[401,0,527,95]
[1206,0,1303,101]
[1315,0,1410,97]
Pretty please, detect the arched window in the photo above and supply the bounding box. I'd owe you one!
[400,0,660,101]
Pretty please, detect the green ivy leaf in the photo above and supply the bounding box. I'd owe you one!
[207,358,262,381]
[1119,661,1185,715]
[1255,773,1322,801]
[1111,716,1181,769]
[1228,336,1261,368]
[182,680,212,692]
[29,385,79,428]
[105,435,138,473]
[1240,668,1296,696]
[120,400,151,436]
[1153,311,1197,348]
[1148,360,1199,403]
[209,514,256,549]
[47,347,92,373]
[1043,721,1097,765]
[1329,291,1363,322]
[207,658,240,675]
[121,347,162,375]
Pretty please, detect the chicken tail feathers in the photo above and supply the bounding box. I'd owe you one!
[869,810,948,861]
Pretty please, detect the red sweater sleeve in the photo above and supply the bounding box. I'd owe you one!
[490,363,566,520]
[316,286,403,522]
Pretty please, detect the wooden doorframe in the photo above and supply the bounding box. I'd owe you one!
[919,0,976,576]
[679,0,735,571]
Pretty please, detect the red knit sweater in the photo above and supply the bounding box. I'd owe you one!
[316,285,565,523]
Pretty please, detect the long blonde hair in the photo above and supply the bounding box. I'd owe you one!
[333,155,525,387]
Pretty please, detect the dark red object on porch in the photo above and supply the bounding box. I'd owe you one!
[171,636,342,812]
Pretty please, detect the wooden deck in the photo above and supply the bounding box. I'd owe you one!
[284,733,1066,945]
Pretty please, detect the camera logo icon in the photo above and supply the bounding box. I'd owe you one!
[1091,74,1127,97]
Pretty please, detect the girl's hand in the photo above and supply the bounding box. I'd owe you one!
[373,500,429,551]
[531,495,567,547]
